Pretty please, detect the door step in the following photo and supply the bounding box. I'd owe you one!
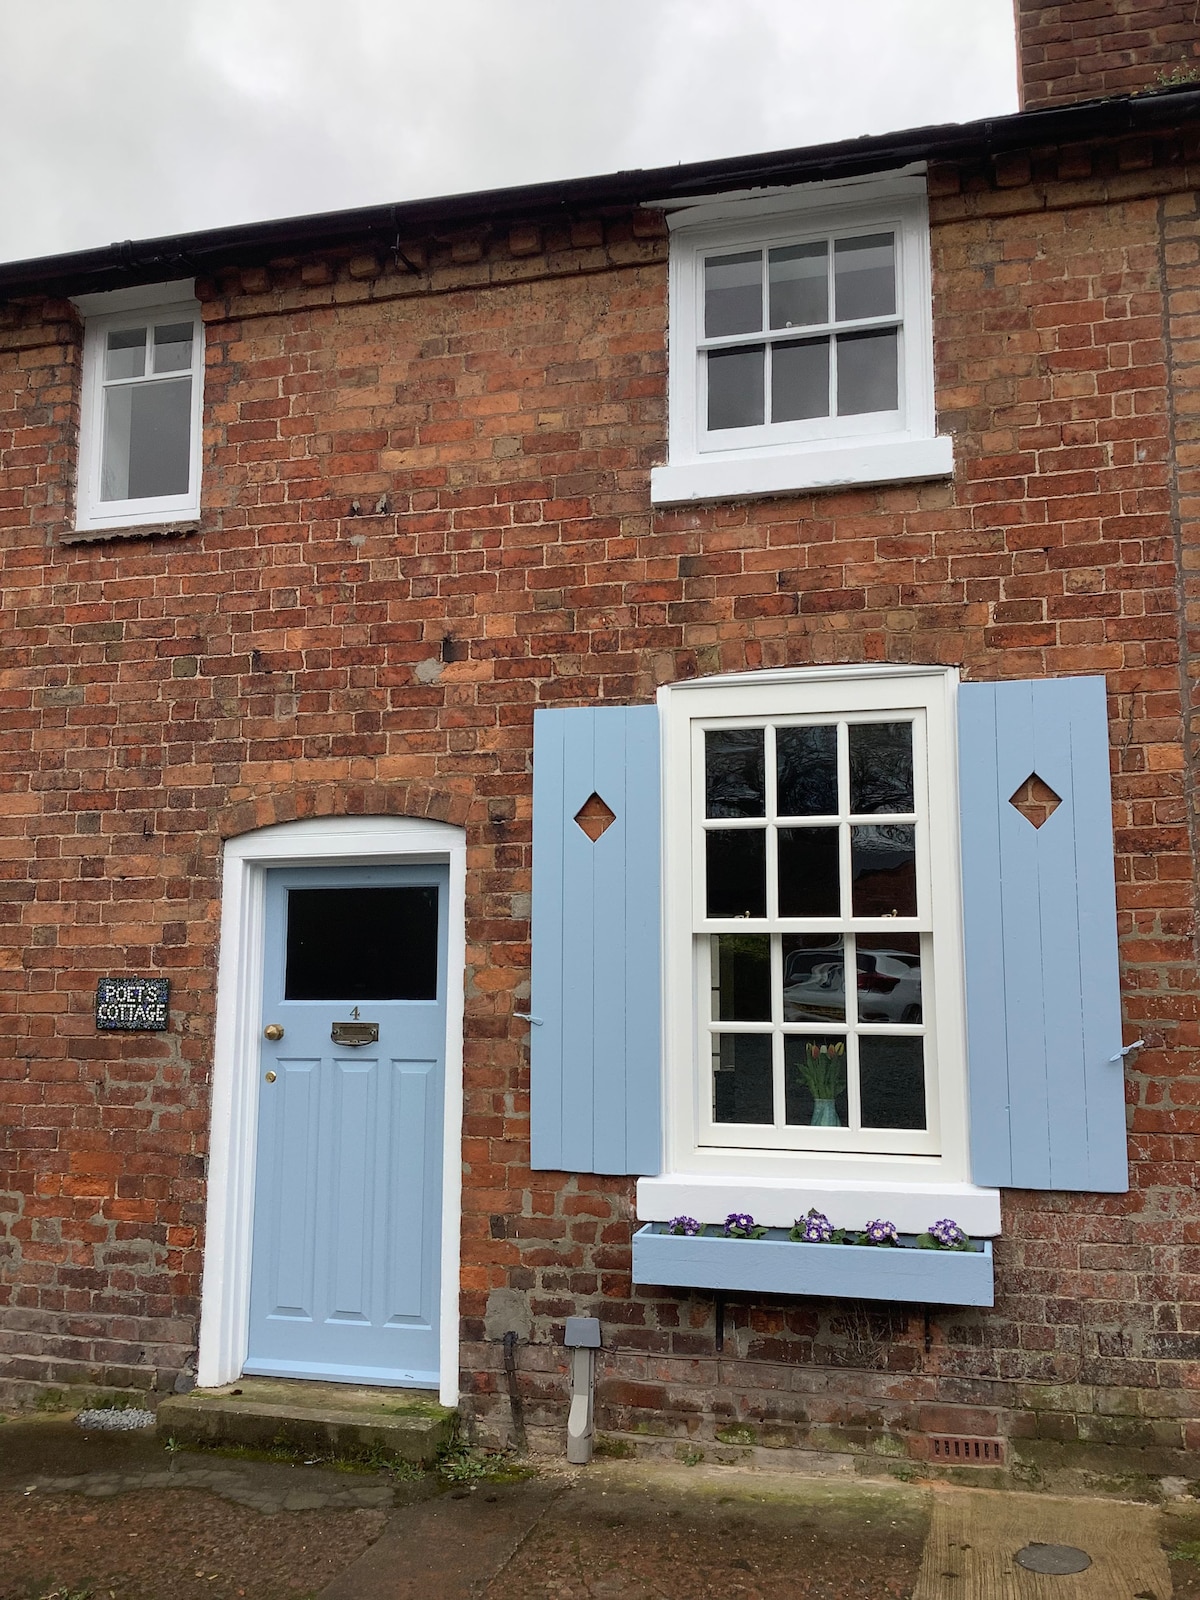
[155,1377,457,1467]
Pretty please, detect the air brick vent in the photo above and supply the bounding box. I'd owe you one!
[929,1434,1005,1465]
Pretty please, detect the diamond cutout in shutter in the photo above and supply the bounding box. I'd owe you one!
[574,792,616,842]
[1009,772,1062,829]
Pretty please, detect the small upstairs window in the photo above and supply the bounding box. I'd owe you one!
[73,281,203,534]
[651,172,953,506]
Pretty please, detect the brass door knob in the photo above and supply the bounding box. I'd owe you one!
[264,1023,284,1041]
[265,1071,277,1083]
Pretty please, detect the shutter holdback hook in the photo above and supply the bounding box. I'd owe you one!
[1109,1039,1145,1061]
[514,1011,544,1026]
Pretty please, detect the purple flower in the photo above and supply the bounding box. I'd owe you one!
[928,1218,966,1248]
[796,1208,834,1243]
[667,1215,701,1237]
[724,1212,757,1238]
[862,1218,899,1246]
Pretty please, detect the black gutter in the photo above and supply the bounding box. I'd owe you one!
[3,84,1199,300]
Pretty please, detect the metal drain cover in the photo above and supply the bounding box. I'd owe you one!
[1014,1543,1092,1575]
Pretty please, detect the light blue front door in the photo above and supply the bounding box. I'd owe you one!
[245,864,448,1387]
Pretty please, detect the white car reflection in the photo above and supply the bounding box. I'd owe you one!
[783,945,922,1024]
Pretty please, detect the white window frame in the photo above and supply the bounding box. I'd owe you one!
[650,172,954,507]
[639,664,1001,1238]
[72,279,203,533]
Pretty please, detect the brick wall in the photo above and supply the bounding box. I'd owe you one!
[2,137,1200,1478]
[1016,0,1200,108]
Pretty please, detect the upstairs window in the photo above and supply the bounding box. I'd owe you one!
[73,282,203,533]
[651,173,952,506]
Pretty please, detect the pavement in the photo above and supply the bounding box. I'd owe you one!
[1,1415,1198,1599]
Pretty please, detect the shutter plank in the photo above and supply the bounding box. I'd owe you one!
[530,704,662,1175]
[959,676,1127,1192]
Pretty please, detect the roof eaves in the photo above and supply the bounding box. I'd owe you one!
[3,84,1199,299]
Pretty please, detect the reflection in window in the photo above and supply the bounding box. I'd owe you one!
[699,713,929,1143]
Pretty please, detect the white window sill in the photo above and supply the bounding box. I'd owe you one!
[649,434,954,507]
[636,1174,1001,1237]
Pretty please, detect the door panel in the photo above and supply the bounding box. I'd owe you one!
[246,863,448,1387]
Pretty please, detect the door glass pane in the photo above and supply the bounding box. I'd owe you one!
[778,826,840,917]
[782,935,845,1021]
[856,934,922,1023]
[849,721,914,813]
[769,242,828,328]
[851,825,916,917]
[713,1033,773,1123]
[834,233,895,321]
[708,345,765,430]
[705,728,765,817]
[772,337,829,422]
[285,885,439,1000]
[706,830,766,918]
[712,934,771,1020]
[153,321,194,373]
[102,377,192,501]
[705,250,762,336]
[777,724,837,816]
[836,328,898,415]
[859,1036,926,1128]
[784,1034,848,1126]
[105,326,146,380]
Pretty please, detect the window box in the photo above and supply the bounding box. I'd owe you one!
[630,1222,994,1306]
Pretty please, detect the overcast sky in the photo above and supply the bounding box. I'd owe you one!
[0,1,1018,266]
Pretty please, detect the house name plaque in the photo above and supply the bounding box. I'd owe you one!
[95,977,169,1031]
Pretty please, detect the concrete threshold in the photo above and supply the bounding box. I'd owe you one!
[155,1376,457,1466]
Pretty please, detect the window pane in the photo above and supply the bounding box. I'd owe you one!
[769,242,827,328]
[784,1034,848,1126]
[102,377,193,501]
[705,250,762,336]
[834,233,895,321]
[712,934,771,1021]
[857,935,922,1024]
[705,728,765,818]
[285,886,439,1001]
[836,329,898,415]
[849,721,914,813]
[782,935,845,1021]
[776,724,837,816]
[105,326,146,380]
[713,1033,774,1123]
[771,338,829,423]
[778,826,840,917]
[153,321,194,373]
[708,346,765,430]
[706,830,767,918]
[859,1036,926,1129]
[851,824,916,918]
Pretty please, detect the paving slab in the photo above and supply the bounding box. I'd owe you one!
[157,1375,456,1465]
[913,1486,1171,1600]
[318,1478,564,1600]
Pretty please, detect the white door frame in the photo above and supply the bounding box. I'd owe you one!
[196,816,466,1407]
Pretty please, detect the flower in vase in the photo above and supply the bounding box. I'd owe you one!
[790,1208,834,1244]
[861,1218,899,1246]
[667,1215,701,1237]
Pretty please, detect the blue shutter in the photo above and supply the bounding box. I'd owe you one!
[958,676,1128,1192]
[530,705,662,1175]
